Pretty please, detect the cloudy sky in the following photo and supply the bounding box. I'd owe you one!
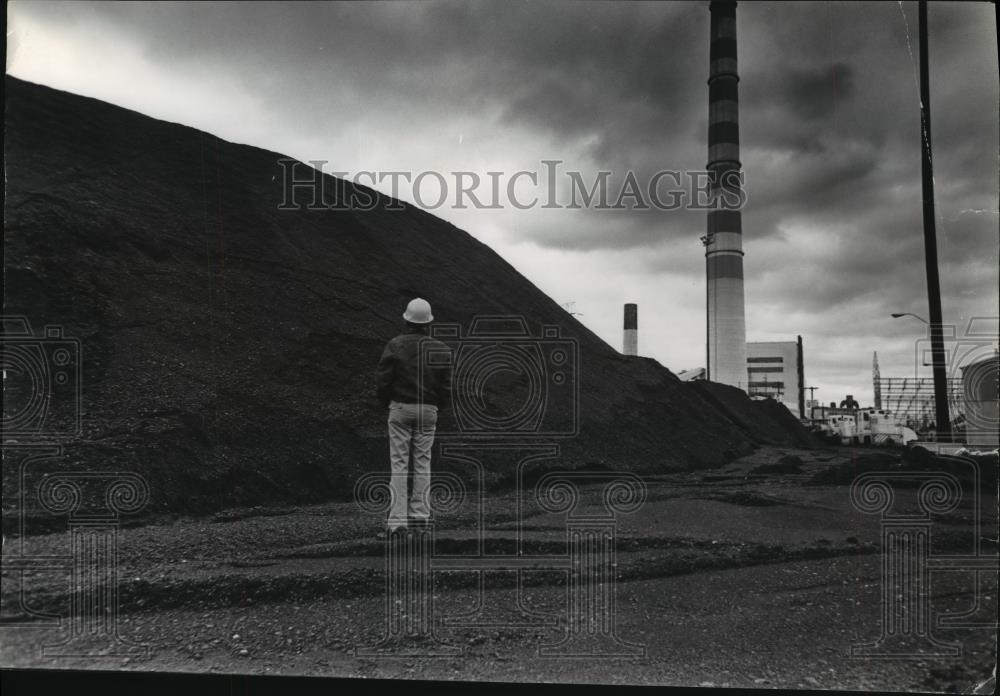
[7,1,999,408]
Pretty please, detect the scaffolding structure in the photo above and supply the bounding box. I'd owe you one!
[877,377,965,429]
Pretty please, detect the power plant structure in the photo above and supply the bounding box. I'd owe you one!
[623,303,638,356]
[746,337,806,418]
[703,0,748,389]
[873,352,882,409]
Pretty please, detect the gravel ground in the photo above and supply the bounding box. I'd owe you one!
[2,446,997,692]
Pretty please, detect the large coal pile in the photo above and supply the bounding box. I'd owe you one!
[4,77,812,519]
[691,382,820,449]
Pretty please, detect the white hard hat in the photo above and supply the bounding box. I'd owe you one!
[403,297,433,324]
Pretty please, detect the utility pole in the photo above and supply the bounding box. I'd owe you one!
[806,386,818,420]
[918,0,951,442]
[796,335,805,419]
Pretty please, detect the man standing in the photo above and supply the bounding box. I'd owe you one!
[376,298,453,533]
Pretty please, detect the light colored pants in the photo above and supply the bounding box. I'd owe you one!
[387,400,438,529]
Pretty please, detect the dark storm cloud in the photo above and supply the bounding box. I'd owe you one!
[10,2,994,228]
[23,1,702,130]
[771,61,856,121]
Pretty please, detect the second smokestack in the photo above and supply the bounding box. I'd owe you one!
[623,303,638,356]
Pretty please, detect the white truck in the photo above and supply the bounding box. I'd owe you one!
[815,408,918,446]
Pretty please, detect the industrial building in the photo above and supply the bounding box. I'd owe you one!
[674,336,806,419]
[746,337,805,418]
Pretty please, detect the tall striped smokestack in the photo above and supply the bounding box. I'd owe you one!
[705,0,747,389]
[623,303,638,356]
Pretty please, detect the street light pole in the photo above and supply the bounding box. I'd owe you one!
[918,0,951,442]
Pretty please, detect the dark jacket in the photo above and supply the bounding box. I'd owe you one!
[376,327,453,408]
